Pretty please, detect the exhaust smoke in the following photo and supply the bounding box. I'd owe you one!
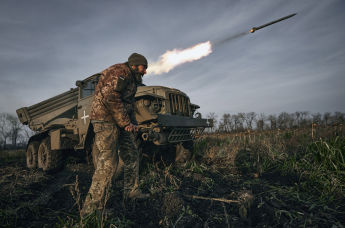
[147,13,296,75]
[213,31,249,46]
[147,31,249,75]
[147,41,212,75]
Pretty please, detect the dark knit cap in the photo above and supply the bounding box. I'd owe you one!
[128,53,148,67]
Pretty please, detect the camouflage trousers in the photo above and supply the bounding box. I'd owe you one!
[82,122,140,215]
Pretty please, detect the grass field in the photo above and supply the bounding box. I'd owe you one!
[0,125,344,227]
[59,125,344,227]
[0,149,25,162]
[193,127,345,227]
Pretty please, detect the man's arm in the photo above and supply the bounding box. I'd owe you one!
[105,91,131,128]
[102,69,131,128]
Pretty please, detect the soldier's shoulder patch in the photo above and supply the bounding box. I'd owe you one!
[114,75,128,92]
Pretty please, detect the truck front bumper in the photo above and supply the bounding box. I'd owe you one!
[157,114,211,128]
[140,115,212,145]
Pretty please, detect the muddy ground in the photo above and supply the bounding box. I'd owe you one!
[0,147,344,228]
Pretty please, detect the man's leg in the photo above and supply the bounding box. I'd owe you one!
[119,130,146,200]
[82,122,119,215]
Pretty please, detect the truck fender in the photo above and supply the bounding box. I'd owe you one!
[27,131,49,150]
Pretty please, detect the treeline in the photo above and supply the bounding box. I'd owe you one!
[206,111,345,133]
[2,111,345,148]
[0,113,35,150]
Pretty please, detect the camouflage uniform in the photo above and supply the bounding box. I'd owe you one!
[90,62,138,126]
[82,62,140,215]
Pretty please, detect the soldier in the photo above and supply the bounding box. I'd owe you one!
[81,53,149,215]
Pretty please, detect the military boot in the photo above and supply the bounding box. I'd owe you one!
[127,189,149,200]
[122,189,149,211]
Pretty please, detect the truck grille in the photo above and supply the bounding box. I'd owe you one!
[169,94,191,116]
[168,127,205,143]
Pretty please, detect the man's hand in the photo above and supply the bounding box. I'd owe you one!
[124,123,139,132]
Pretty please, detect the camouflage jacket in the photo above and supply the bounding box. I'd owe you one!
[90,62,138,128]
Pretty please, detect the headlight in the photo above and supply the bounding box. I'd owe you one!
[143,99,151,107]
[149,98,162,113]
[194,112,202,119]
[152,100,162,112]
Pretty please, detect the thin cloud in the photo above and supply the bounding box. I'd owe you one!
[0,0,344,116]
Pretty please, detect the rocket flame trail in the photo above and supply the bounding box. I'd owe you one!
[146,13,296,75]
[147,41,212,75]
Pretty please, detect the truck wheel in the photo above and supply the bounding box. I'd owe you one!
[175,141,193,164]
[26,141,39,169]
[38,138,63,172]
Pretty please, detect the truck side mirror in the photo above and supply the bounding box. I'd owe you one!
[75,80,84,87]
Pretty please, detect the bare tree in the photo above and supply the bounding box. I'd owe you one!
[232,114,244,132]
[294,111,301,127]
[256,113,266,131]
[312,113,322,125]
[238,113,246,130]
[206,111,344,133]
[231,114,238,131]
[0,113,11,149]
[300,111,310,127]
[220,113,233,132]
[323,112,331,126]
[206,112,218,133]
[244,112,256,130]
[333,112,345,125]
[7,114,23,148]
[277,112,293,129]
[288,113,295,129]
[267,114,277,130]
[0,136,3,150]
[0,113,24,148]
[217,122,225,132]
[22,125,36,140]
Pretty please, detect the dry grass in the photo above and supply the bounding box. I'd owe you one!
[1,125,344,227]
[196,125,345,226]
[0,149,25,162]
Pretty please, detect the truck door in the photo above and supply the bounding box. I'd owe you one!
[76,76,99,148]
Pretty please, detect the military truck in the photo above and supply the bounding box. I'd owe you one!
[16,73,211,172]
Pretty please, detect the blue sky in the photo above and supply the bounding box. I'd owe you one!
[0,0,344,117]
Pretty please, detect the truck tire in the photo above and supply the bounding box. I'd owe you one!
[175,141,193,164]
[38,138,63,172]
[26,141,39,169]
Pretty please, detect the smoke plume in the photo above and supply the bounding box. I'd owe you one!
[147,31,251,75]
[214,31,249,46]
[147,41,212,75]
